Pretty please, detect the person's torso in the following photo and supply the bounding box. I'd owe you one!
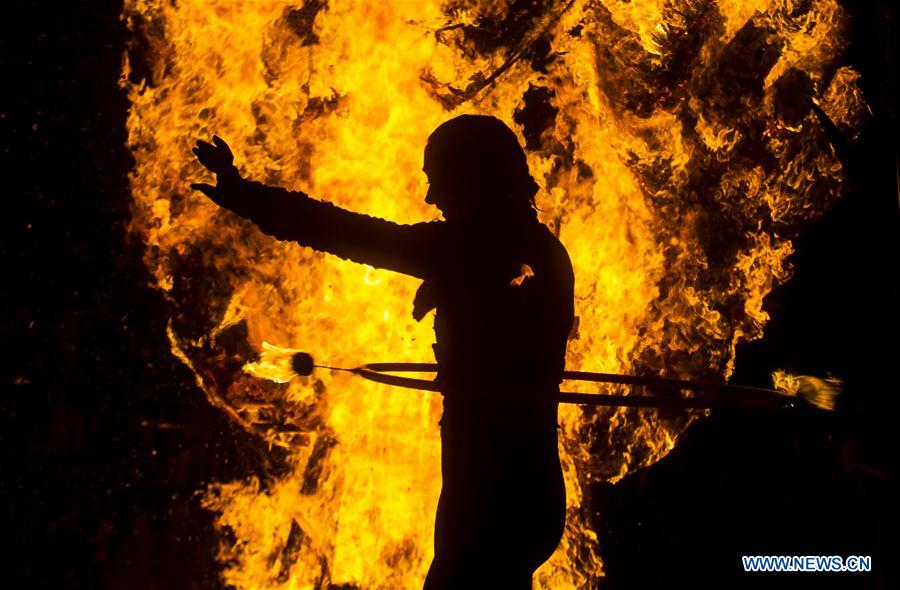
[427,217,575,402]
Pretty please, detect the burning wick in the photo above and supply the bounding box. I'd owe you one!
[289,351,354,377]
[772,370,842,411]
[290,352,315,376]
[242,342,350,383]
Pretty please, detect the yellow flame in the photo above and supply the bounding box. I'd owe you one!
[123,0,864,587]
[244,342,307,384]
[773,370,842,411]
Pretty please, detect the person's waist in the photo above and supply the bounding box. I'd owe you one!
[435,369,560,391]
[440,396,560,433]
[440,388,559,415]
[431,345,564,386]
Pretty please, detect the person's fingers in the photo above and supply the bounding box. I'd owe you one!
[195,139,215,152]
[194,142,224,163]
[193,138,231,174]
[193,151,210,166]
[193,150,216,172]
[190,183,218,200]
[212,136,234,160]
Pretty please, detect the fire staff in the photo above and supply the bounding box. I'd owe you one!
[192,115,573,589]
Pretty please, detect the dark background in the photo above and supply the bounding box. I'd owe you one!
[2,1,896,589]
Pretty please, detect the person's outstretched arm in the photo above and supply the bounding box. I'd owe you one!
[191,136,438,279]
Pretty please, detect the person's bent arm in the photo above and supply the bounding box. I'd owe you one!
[191,136,438,279]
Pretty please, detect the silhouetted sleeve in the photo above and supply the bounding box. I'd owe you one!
[215,174,439,279]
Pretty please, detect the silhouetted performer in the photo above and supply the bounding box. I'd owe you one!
[192,115,574,589]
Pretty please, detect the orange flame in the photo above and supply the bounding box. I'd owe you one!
[123,0,865,587]
[510,263,536,287]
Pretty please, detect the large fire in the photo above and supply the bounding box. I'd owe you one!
[122,0,866,587]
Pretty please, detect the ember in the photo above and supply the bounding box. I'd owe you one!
[122,0,867,587]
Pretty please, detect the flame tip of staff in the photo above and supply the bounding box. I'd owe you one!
[291,351,315,376]
[773,371,842,411]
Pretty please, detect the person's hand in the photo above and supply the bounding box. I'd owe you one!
[192,135,234,174]
[191,135,238,203]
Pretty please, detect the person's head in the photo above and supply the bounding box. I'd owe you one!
[423,115,539,221]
